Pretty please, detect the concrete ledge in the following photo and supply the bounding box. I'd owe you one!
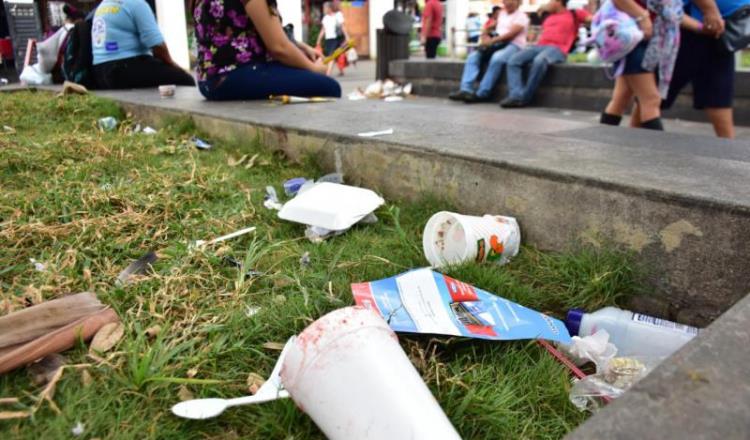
[389,59,750,126]
[63,87,750,326]
[567,292,750,440]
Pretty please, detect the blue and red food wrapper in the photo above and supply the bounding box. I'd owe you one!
[352,268,571,344]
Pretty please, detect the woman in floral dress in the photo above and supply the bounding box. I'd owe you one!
[192,0,341,100]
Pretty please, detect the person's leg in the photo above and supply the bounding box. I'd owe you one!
[623,72,662,129]
[519,46,565,104]
[459,50,483,93]
[475,44,519,99]
[100,56,195,89]
[602,76,633,125]
[425,37,440,59]
[204,62,341,101]
[503,46,541,102]
[705,108,735,139]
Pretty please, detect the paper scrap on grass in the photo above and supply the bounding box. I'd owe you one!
[351,268,571,344]
[358,128,394,138]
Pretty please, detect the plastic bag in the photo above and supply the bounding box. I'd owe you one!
[558,329,617,371]
[20,64,53,85]
[569,356,663,411]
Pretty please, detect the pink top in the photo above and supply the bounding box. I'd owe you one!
[422,0,444,38]
[496,9,530,49]
[537,9,591,55]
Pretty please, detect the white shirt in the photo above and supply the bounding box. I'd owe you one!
[322,14,338,40]
[495,9,530,48]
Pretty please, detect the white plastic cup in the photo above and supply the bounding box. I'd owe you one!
[280,306,461,440]
[423,211,521,268]
[158,84,176,98]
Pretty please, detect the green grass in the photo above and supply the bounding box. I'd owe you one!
[0,91,642,439]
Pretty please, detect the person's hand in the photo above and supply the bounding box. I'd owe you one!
[702,10,725,38]
[638,15,653,40]
[305,45,322,61]
[312,58,328,75]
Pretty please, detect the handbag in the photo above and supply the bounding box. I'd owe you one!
[720,5,750,52]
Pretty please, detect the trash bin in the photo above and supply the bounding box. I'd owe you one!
[376,10,413,80]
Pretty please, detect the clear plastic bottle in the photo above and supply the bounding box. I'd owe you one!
[565,307,700,358]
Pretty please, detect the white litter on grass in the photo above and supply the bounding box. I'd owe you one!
[263,186,283,210]
[29,258,46,272]
[193,226,257,248]
[245,306,260,317]
[142,126,157,135]
[278,182,384,231]
[71,422,85,436]
[384,96,403,102]
[357,128,394,137]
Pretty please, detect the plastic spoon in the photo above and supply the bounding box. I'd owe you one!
[171,336,294,420]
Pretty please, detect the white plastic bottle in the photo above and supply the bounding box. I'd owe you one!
[565,307,700,358]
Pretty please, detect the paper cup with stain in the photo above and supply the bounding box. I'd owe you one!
[423,211,521,268]
[280,306,461,440]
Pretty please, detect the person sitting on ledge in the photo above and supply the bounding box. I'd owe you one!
[449,0,529,103]
[499,0,591,108]
[91,0,196,89]
[192,0,341,101]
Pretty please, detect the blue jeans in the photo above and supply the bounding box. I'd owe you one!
[505,45,566,103]
[459,44,520,98]
[198,62,341,101]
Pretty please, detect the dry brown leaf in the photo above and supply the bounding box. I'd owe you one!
[228,154,248,167]
[186,368,198,379]
[246,372,265,394]
[81,369,93,387]
[144,325,161,338]
[0,411,31,420]
[262,342,284,351]
[89,322,124,353]
[177,385,194,402]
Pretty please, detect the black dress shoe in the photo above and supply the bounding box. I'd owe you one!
[448,90,473,101]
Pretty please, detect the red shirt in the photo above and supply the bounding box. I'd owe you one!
[422,0,444,38]
[536,9,591,55]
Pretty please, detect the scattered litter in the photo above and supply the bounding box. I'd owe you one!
[569,356,660,411]
[191,136,212,150]
[537,339,588,380]
[364,80,383,97]
[71,422,85,436]
[269,95,334,104]
[246,372,265,394]
[193,226,256,248]
[316,172,344,185]
[159,84,176,98]
[0,78,8,86]
[223,256,263,279]
[423,211,521,268]
[283,177,308,196]
[59,81,88,96]
[352,268,571,344]
[29,258,46,272]
[278,182,384,231]
[357,128,394,137]
[97,117,118,132]
[304,225,346,243]
[245,306,260,317]
[347,89,367,101]
[559,329,617,371]
[89,322,125,353]
[565,306,699,358]
[362,79,413,100]
[280,307,461,440]
[138,126,157,135]
[28,354,66,386]
[263,186,283,210]
[299,252,311,268]
[171,337,293,419]
[116,251,158,285]
[384,96,403,102]
[2,125,14,133]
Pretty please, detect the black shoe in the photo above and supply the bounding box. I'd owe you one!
[448,90,473,101]
[600,112,622,126]
[500,98,525,108]
[463,93,492,104]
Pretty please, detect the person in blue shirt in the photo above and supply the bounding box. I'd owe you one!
[91,0,195,89]
[662,0,748,138]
